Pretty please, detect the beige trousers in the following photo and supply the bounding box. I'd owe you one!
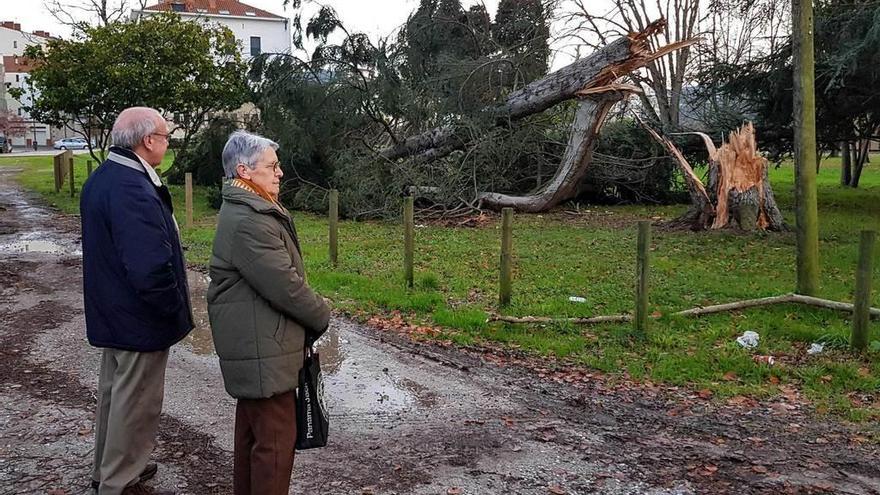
[91,347,169,495]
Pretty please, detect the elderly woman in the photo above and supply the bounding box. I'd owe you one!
[207,131,330,495]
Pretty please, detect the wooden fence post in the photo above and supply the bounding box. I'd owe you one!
[499,208,513,307]
[184,173,193,229]
[852,230,876,351]
[68,157,75,197]
[403,196,414,288]
[634,221,651,338]
[329,189,339,267]
[87,160,93,177]
[53,153,62,192]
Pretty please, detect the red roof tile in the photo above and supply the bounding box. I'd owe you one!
[141,0,285,20]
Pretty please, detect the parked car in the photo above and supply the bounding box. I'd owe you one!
[53,137,89,150]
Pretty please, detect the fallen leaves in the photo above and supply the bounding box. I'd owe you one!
[548,484,567,494]
[698,464,719,476]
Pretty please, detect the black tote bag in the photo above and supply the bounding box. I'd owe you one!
[296,346,329,450]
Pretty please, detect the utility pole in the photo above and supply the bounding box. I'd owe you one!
[791,0,820,296]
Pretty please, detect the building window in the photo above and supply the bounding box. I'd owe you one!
[250,36,261,56]
[171,2,185,12]
[13,41,17,49]
[15,74,19,82]
[17,108,22,116]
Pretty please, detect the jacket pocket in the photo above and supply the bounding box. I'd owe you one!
[272,314,286,344]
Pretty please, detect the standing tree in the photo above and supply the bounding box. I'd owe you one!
[697,0,879,187]
[19,13,247,169]
[560,0,700,129]
[44,0,151,33]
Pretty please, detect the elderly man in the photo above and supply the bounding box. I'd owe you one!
[207,130,330,495]
[81,107,192,495]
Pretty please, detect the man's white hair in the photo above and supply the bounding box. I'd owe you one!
[112,107,164,149]
[222,130,279,179]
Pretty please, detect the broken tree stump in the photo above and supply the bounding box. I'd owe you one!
[643,122,786,231]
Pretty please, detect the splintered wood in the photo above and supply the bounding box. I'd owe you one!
[712,123,770,229]
[642,121,786,231]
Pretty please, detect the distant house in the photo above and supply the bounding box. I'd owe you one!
[132,0,291,59]
[0,22,57,148]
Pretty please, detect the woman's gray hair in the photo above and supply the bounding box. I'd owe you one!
[222,131,279,179]
[111,107,162,149]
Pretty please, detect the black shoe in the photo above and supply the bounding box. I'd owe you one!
[91,463,158,490]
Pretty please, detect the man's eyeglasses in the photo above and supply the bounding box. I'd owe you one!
[150,132,170,141]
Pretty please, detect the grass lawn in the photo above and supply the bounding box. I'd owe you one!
[2,152,879,420]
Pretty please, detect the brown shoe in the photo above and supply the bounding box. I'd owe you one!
[121,484,176,495]
[91,463,159,490]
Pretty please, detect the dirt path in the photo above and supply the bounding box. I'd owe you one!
[1,166,879,495]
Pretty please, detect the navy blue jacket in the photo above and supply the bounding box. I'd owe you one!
[80,146,193,351]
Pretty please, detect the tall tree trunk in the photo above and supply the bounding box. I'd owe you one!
[851,138,870,188]
[791,0,820,296]
[841,141,852,186]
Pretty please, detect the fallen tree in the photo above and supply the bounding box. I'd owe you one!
[490,293,880,325]
[379,19,698,212]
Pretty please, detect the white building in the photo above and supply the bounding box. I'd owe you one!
[0,22,54,148]
[133,0,291,59]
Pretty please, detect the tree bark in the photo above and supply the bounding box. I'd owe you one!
[638,120,714,229]
[841,141,852,186]
[477,93,621,212]
[851,138,869,188]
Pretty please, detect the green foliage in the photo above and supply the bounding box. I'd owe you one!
[590,118,687,204]
[700,1,880,160]
[23,13,247,167]
[493,0,550,82]
[167,115,241,187]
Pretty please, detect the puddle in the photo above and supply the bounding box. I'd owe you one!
[185,270,215,355]
[0,240,80,255]
[183,270,434,414]
[184,271,346,367]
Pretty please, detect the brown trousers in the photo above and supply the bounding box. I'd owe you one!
[233,390,297,495]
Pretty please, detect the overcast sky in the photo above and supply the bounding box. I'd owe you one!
[1,0,621,68]
[1,1,496,42]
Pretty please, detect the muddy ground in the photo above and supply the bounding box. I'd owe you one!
[1,166,879,495]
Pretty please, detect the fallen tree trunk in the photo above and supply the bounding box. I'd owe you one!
[379,19,698,212]
[477,92,623,212]
[379,23,675,162]
[489,293,880,324]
